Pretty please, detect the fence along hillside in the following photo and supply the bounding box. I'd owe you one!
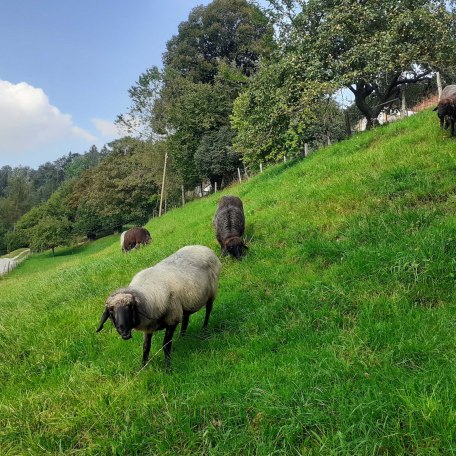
[0,249,30,276]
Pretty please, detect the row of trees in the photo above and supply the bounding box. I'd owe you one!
[118,0,456,178]
[2,0,455,254]
[0,146,107,254]
[5,139,172,254]
[117,0,274,190]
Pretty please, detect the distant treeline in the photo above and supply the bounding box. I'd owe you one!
[0,139,178,255]
[1,0,455,254]
[0,146,107,254]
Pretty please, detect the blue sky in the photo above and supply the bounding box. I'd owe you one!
[0,0,214,168]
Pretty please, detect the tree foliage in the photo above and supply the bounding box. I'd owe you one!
[28,216,72,256]
[0,147,107,253]
[115,67,163,139]
[70,138,172,238]
[266,0,456,127]
[117,0,273,189]
[194,126,241,187]
[232,57,344,165]
[163,0,273,83]
[6,182,75,253]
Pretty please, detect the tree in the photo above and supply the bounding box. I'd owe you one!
[161,1,272,187]
[5,169,35,222]
[266,0,456,127]
[162,73,243,187]
[163,0,273,83]
[5,181,77,253]
[0,147,108,253]
[118,0,273,190]
[194,126,241,188]
[115,67,163,139]
[70,138,170,238]
[28,216,72,256]
[0,166,12,197]
[64,146,107,180]
[232,56,342,165]
[4,206,43,252]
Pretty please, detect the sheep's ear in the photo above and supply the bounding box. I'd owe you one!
[96,308,110,332]
[432,106,438,111]
[129,292,140,307]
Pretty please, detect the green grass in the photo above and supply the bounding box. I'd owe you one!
[1,110,455,455]
[1,248,29,259]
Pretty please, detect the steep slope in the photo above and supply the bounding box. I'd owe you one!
[0,110,455,454]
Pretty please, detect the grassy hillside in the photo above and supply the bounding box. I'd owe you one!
[1,110,455,455]
[0,248,29,259]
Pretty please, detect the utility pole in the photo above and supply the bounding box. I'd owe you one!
[159,152,168,217]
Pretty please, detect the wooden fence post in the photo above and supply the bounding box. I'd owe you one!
[260,163,263,173]
[181,185,185,206]
[237,168,242,183]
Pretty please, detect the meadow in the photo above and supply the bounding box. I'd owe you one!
[1,109,455,454]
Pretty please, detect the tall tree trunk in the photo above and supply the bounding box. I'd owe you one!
[350,80,379,130]
[349,72,432,130]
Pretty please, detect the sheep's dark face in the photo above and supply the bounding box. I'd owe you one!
[225,238,248,260]
[96,293,138,340]
[434,101,456,128]
[227,244,243,260]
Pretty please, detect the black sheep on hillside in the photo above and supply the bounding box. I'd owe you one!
[213,196,247,260]
[433,84,456,137]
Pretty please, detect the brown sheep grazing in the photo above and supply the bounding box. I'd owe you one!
[121,227,151,253]
[213,195,247,260]
[433,85,456,137]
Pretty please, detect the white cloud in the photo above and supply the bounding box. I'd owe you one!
[0,80,96,157]
[91,117,122,137]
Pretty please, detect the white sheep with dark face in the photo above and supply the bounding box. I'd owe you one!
[97,245,221,370]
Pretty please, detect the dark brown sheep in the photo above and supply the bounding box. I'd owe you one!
[213,196,247,260]
[433,85,456,137]
[121,227,151,253]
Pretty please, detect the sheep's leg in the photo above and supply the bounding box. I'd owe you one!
[163,324,177,372]
[142,333,153,367]
[203,299,213,329]
[180,312,190,336]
